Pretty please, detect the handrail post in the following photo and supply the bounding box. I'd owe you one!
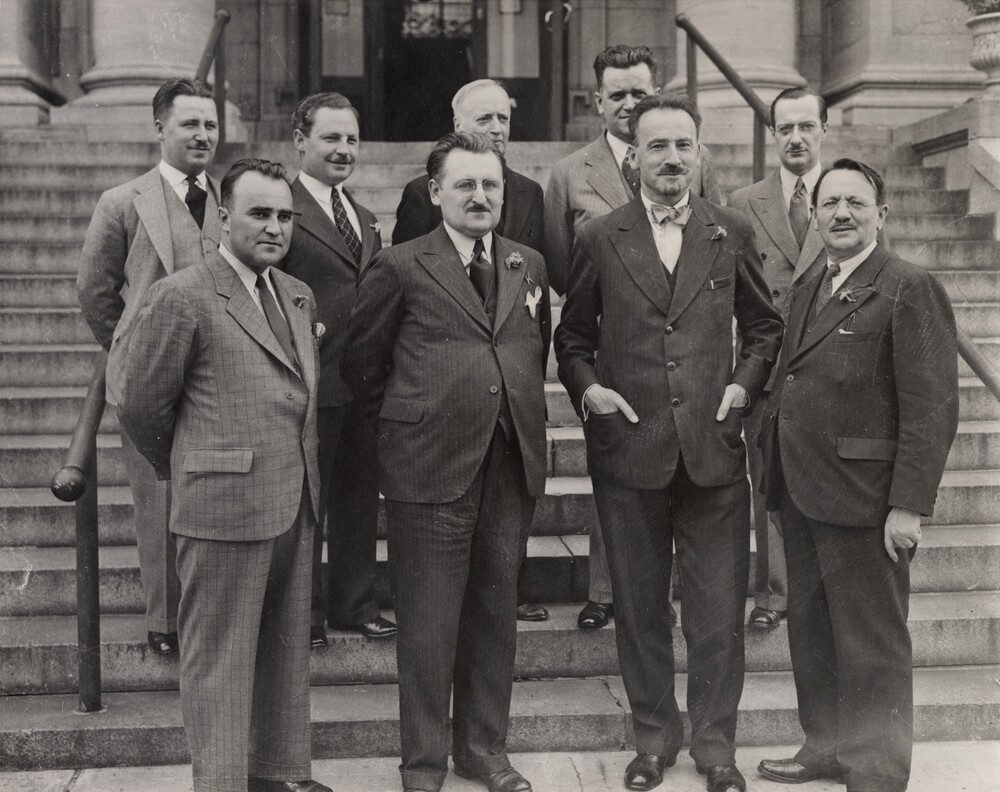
[686,32,697,104]
[753,113,766,184]
[76,437,102,712]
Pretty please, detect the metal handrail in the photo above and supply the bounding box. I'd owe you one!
[958,326,1000,404]
[50,353,107,713]
[195,9,231,146]
[675,13,769,182]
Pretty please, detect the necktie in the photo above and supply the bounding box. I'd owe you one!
[255,274,298,369]
[331,187,362,265]
[813,261,842,317]
[649,202,691,228]
[469,237,494,306]
[789,176,809,248]
[185,175,207,230]
[621,148,641,196]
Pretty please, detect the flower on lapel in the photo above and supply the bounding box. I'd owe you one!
[312,322,326,341]
[293,294,308,309]
[505,251,524,270]
[525,286,543,319]
[370,221,381,236]
[711,226,728,241]
[838,290,859,304]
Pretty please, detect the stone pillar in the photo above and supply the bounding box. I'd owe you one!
[0,0,65,125]
[669,0,805,141]
[822,0,983,126]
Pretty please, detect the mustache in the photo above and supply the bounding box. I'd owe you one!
[329,156,354,164]
[466,203,491,212]
[657,166,688,176]
[830,223,854,231]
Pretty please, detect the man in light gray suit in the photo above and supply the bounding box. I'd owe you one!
[121,159,330,792]
[728,86,828,632]
[77,77,221,656]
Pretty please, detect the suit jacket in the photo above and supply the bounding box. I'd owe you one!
[281,177,382,407]
[760,243,959,526]
[77,166,222,406]
[555,193,783,491]
[391,166,544,253]
[543,135,720,296]
[119,251,321,542]
[344,225,551,503]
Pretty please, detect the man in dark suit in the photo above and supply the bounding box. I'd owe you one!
[77,78,221,656]
[555,93,782,792]
[345,132,550,792]
[728,86,828,632]
[281,92,395,647]
[757,159,958,792]
[120,158,330,792]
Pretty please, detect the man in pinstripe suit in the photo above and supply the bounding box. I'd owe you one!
[120,159,330,792]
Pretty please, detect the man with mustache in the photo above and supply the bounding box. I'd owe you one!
[555,93,782,792]
[728,86,828,633]
[756,159,958,792]
[346,132,550,792]
[281,92,396,647]
[77,77,221,657]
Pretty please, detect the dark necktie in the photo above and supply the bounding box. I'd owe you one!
[255,274,298,369]
[621,148,641,196]
[813,261,842,318]
[185,175,207,230]
[469,237,494,307]
[331,187,363,265]
[789,176,809,248]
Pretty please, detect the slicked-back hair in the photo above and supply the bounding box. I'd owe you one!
[769,86,828,128]
[627,92,702,144]
[426,132,503,182]
[152,78,213,122]
[291,92,360,137]
[220,158,289,210]
[812,157,886,209]
[452,79,508,115]
[593,45,658,89]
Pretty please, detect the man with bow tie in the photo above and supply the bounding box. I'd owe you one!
[555,93,782,792]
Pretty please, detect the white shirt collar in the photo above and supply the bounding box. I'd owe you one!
[828,238,877,281]
[443,222,493,267]
[298,169,345,206]
[640,189,690,217]
[779,162,822,201]
[219,243,271,297]
[605,131,632,169]
[159,159,206,190]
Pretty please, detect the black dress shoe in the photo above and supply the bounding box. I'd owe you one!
[343,615,397,639]
[310,625,328,649]
[453,764,531,792]
[516,603,549,621]
[247,778,333,792]
[624,753,675,790]
[696,764,746,792]
[748,606,786,631]
[577,601,613,629]
[147,631,178,655]
[757,757,844,783]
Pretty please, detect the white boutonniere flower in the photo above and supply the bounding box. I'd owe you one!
[525,285,543,319]
[505,251,524,270]
[838,289,859,304]
[293,294,308,309]
[371,222,381,236]
[312,322,326,341]
[711,226,728,241]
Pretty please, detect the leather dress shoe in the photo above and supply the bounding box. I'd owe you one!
[453,764,531,792]
[696,764,746,792]
[310,625,328,649]
[342,615,397,639]
[748,606,786,631]
[757,757,845,784]
[247,778,332,792]
[577,601,613,629]
[624,753,676,790]
[516,603,549,621]
[147,631,178,655]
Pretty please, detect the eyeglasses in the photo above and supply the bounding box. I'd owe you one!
[816,197,878,214]
[451,179,503,196]
[774,122,821,136]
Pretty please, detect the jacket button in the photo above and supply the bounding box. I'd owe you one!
[286,392,295,399]
[671,398,681,407]
[490,385,499,394]
[667,362,677,371]
[761,252,767,260]
[786,374,794,383]
[665,325,673,334]
[772,289,780,297]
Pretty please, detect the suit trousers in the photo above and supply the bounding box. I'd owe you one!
[385,424,535,792]
[174,488,314,792]
[118,419,179,633]
[593,455,749,765]
[743,397,787,611]
[312,404,380,628]
[778,484,912,792]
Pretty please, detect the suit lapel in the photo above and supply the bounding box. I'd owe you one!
[666,195,721,325]
[133,168,175,273]
[293,179,358,268]
[492,235,528,335]
[793,224,826,282]
[273,270,314,385]
[417,225,492,334]
[748,172,800,268]
[584,136,631,210]
[610,200,672,317]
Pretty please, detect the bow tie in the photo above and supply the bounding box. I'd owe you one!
[649,202,691,227]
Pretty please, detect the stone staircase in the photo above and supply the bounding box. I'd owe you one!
[0,132,998,771]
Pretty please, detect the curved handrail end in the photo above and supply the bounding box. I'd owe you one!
[51,466,88,503]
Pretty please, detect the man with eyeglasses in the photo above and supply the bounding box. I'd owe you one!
[756,158,958,792]
[345,132,550,792]
[729,86,829,633]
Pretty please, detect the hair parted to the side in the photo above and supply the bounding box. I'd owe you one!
[593,45,658,89]
[769,86,828,128]
[220,158,289,210]
[152,78,214,122]
[812,157,886,209]
[426,132,503,182]
[291,92,360,137]
[627,92,702,144]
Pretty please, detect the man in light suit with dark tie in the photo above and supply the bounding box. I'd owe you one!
[756,159,958,792]
[121,158,331,792]
[77,77,221,656]
[345,132,550,792]
[728,86,828,632]
[555,93,782,792]
[280,92,396,647]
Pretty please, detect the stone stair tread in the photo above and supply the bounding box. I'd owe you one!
[0,307,79,314]
[0,342,100,352]
[0,384,88,398]
[0,433,120,449]
[0,485,130,508]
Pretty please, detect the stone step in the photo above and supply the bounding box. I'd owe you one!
[0,343,103,386]
[885,213,994,242]
[3,591,997,696]
[0,141,160,164]
[0,434,127,488]
[0,164,150,190]
[0,274,78,308]
[898,240,1000,271]
[0,386,119,435]
[959,339,1000,377]
[1,666,996,771]
[0,486,135,548]
[0,241,82,274]
[937,271,1000,304]
[0,308,92,344]
[954,303,1000,337]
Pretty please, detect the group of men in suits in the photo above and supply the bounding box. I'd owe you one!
[74,37,960,792]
